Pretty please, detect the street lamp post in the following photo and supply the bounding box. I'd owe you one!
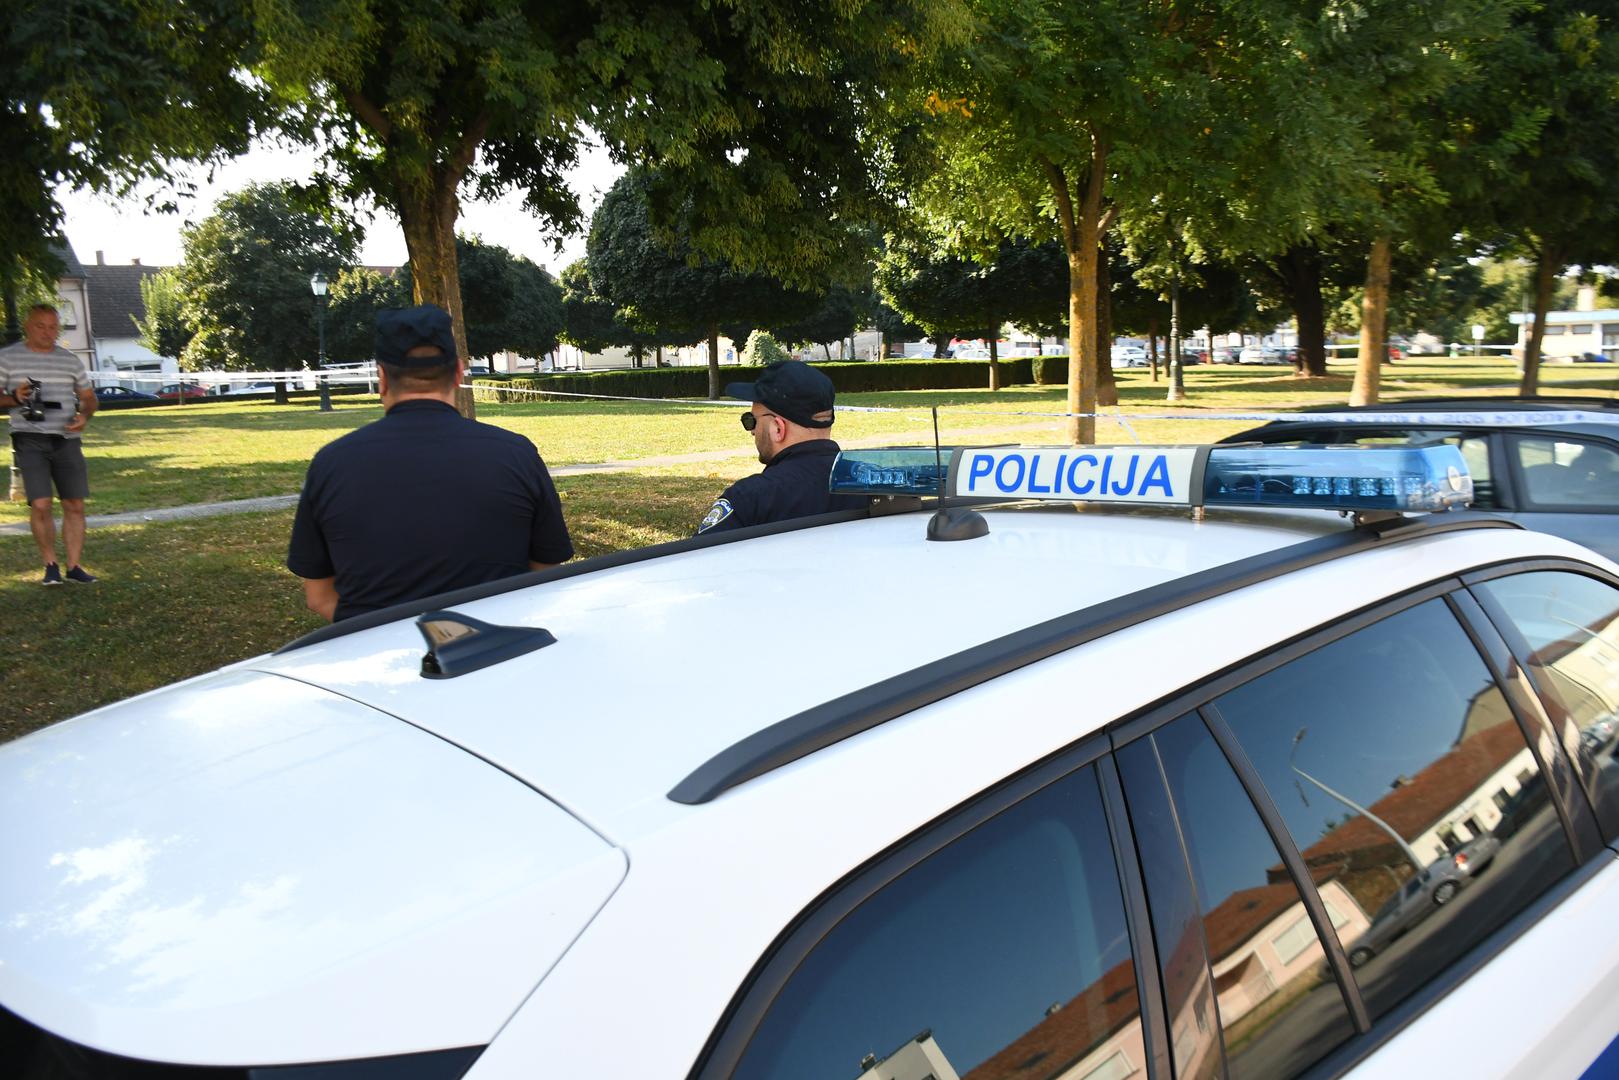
[310,271,331,412]
[1291,727,1426,873]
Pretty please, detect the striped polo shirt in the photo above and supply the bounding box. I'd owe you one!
[0,342,90,438]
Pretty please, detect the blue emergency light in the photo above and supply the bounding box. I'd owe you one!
[831,443,1473,513]
[828,448,950,497]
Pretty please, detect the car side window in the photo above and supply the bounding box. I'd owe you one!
[1117,715,1356,1080]
[1212,599,1575,1022]
[729,767,1146,1080]
[1511,435,1619,508]
[1474,571,1619,841]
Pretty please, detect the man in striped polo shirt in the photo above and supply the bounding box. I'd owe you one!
[1,304,99,585]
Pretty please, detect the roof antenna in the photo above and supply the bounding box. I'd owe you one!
[926,404,988,541]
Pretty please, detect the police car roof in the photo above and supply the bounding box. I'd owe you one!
[237,501,1541,840]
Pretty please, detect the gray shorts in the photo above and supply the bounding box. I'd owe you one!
[11,433,89,502]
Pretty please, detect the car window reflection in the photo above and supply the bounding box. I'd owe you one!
[732,767,1146,1080]
[1215,599,1576,1022]
[1477,571,1619,841]
[1118,716,1355,1080]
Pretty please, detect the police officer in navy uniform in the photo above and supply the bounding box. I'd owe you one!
[288,304,573,621]
[698,360,865,534]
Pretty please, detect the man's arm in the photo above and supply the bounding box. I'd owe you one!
[300,577,339,622]
[65,387,97,433]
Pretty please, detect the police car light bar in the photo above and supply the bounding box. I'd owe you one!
[829,448,951,497]
[833,444,1473,513]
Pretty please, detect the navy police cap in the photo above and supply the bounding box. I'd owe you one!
[725,360,835,428]
[376,305,458,368]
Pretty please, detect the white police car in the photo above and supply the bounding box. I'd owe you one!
[3,444,1618,1080]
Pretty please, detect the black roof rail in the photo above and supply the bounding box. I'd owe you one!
[275,505,874,654]
[667,511,1520,805]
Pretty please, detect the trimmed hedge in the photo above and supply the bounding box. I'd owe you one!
[475,356,1073,402]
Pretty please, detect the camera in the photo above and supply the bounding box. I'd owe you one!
[19,378,50,423]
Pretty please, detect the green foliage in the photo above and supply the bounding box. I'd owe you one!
[133,269,194,359]
[325,268,408,364]
[770,285,863,351]
[399,237,564,360]
[176,182,359,371]
[558,259,673,359]
[245,0,963,349]
[742,331,791,366]
[1,1,265,285]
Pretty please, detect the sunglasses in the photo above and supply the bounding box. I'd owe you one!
[740,411,779,431]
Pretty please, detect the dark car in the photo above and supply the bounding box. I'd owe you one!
[155,382,209,402]
[94,385,157,402]
[1218,396,1619,561]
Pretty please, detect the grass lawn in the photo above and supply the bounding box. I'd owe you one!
[4,355,1613,525]
[3,354,1614,741]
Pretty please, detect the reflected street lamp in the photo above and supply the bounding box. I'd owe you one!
[310,271,331,412]
[1290,727,1425,872]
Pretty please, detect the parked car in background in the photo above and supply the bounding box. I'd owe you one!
[1218,396,1619,561]
[1110,344,1148,368]
[1346,833,1503,968]
[221,381,278,396]
[466,365,495,376]
[155,383,209,402]
[93,385,157,402]
[1237,345,1287,365]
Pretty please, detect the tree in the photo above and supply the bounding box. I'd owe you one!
[878,236,1068,387]
[557,260,672,366]
[133,268,194,360]
[742,331,792,366]
[325,267,408,364]
[247,0,963,408]
[400,237,564,361]
[176,182,359,372]
[1447,0,1619,392]
[2,0,264,340]
[587,171,818,397]
[770,286,863,362]
[895,0,1356,439]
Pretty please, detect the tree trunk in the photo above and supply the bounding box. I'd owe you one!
[396,172,475,417]
[823,342,833,363]
[1095,240,1118,407]
[1272,246,1329,376]
[1520,246,1560,396]
[1148,322,1159,382]
[1,278,19,345]
[1349,235,1392,406]
[988,335,1001,391]
[1168,267,1185,402]
[1045,143,1106,445]
[931,333,950,359]
[706,323,722,399]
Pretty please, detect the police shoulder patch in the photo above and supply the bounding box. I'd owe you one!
[698,498,734,533]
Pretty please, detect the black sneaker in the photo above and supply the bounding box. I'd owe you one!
[65,565,97,584]
[41,563,62,586]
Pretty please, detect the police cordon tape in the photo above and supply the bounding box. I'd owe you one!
[466,380,1619,427]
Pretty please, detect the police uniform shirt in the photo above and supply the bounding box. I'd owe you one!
[698,439,865,534]
[288,400,573,620]
[0,342,89,437]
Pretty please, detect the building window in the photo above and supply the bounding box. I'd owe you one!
[54,299,77,328]
[1543,325,1566,335]
[1571,324,1593,335]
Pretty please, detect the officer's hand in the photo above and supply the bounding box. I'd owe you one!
[11,382,30,403]
[65,411,87,433]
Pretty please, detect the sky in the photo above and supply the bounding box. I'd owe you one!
[56,138,625,278]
